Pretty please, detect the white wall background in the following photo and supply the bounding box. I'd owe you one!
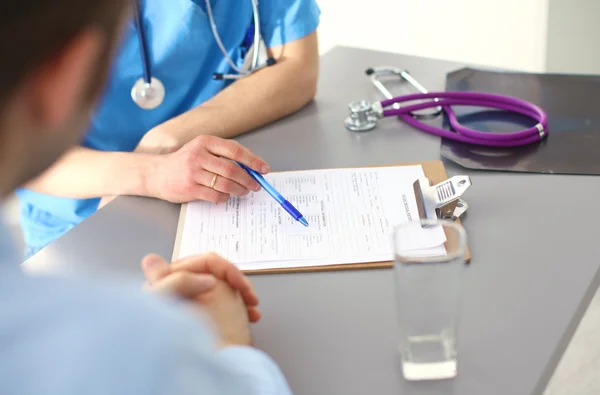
[317,0,600,75]
[546,0,600,74]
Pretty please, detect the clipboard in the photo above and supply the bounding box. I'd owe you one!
[173,160,472,274]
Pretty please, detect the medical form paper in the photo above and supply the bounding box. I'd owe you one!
[176,166,446,271]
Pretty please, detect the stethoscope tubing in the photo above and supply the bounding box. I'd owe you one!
[129,0,272,109]
[249,0,260,74]
[380,91,548,146]
[133,0,152,84]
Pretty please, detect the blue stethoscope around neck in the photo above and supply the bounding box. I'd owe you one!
[131,0,276,110]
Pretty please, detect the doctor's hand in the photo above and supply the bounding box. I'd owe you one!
[141,252,261,323]
[144,135,269,204]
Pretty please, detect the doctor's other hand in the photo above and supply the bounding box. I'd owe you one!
[144,135,269,204]
[141,252,261,323]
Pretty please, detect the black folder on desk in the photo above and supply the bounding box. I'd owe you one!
[441,68,600,175]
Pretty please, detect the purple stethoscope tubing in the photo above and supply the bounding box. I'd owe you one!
[380,91,548,147]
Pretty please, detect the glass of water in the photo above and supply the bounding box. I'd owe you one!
[392,219,467,381]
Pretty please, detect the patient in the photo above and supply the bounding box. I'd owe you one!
[0,1,291,394]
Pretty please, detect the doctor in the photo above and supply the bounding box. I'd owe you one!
[18,0,320,257]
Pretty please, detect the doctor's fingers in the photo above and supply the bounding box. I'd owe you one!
[195,170,251,197]
[203,137,270,175]
[187,184,230,204]
[201,156,261,192]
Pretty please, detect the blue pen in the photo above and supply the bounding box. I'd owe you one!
[237,162,309,227]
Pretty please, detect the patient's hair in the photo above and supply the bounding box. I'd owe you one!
[0,1,127,108]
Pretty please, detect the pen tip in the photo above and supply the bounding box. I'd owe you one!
[299,217,309,227]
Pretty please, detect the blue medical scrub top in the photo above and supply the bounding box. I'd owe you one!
[16,0,320,253]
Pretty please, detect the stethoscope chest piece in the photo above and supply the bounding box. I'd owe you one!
[345,100,380,132]
[131,77,165,110]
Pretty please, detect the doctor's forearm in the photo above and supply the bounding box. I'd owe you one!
[162,33,319,142]
[24,146,156,199]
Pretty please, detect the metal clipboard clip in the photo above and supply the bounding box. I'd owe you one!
[413,176,472,227]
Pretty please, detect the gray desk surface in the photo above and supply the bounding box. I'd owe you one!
[25,47,600,395]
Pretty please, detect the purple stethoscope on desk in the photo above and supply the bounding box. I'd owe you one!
[344,66,549,147]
